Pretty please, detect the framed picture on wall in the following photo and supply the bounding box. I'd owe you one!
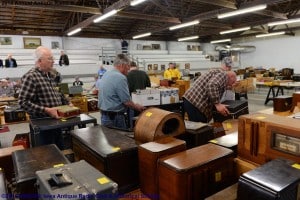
[23,37,41,49]
[152,44,161,50]
[143,45,152,50]
[161,64,166,71]
[184,63,190,69]
[147,64,153,71]
[153,64,158,70]
[51,41,60,49]
[0,37,12,45]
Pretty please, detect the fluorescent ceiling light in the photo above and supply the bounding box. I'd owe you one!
[132,32,151,39]
[220,27,251,35]
[178,35,199,41]
[130,0,148,6]
[210,39,231,44]
[67,28,82,36]
[169,20,199,31]
[218,4,267,19]
[268,18,300,26]
[93,9,118,23]
[256,31,285,38]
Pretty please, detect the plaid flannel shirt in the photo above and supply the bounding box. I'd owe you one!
[183,69,228,121]
[18,67,69,117]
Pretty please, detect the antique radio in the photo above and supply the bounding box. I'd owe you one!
[176,120,214,149]
[209,132,238,156]
[213,100,249,123]
[4,106,26,123]
[158,144,235,200]
[138,137,186,199]
[273,95,292,112]
[265,118,300,163]
[12,133,30,149]
[290,91,300,112]
[0,145,24,182]
[237,158,300,200]
[55,105,81,118]
[87,98,99,111]
[238,113,273,165]
[292,74,300,82]
[12,144,70,200]
[36,160,118,200]
[71,125,139,194]
[238,113,300,165]
[134,108,185,144]
[160,80,172,87]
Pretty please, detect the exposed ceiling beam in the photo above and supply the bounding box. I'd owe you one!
[7,5,101,14]
[255,10,288,19]
[194,0,237,9]
[150,0,176,18]
[117,11,181,24]
[64,0,131,35]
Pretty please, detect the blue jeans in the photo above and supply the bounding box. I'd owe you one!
[101,113,127,129]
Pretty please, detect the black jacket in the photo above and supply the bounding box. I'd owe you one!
[59,55,69,66]
[5,58,17,67]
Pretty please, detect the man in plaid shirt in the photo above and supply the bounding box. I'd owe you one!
[19,46,70,149]
[183,69,237,123]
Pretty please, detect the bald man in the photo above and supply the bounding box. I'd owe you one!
[183,69,237,123]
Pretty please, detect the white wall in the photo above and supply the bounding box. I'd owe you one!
[62,37,120,50]
[238,33,300,73]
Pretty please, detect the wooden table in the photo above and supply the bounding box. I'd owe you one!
[256,81,300,105]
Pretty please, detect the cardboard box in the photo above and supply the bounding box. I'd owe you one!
[132,93,160,106]
[159,88,179,104]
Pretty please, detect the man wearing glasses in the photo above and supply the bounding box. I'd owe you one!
[18,46,70,149]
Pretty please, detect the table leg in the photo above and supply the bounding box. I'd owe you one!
[275,86,284,96]
[264,86,275,105]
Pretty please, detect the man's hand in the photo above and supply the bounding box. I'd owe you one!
[44,107,60,119]
[215,103,230,116]
[135,103,146,112]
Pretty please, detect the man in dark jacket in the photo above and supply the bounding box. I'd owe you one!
[59,51,69,66]
[5,54,17,68]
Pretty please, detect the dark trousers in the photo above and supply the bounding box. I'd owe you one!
[183,98,208,123]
